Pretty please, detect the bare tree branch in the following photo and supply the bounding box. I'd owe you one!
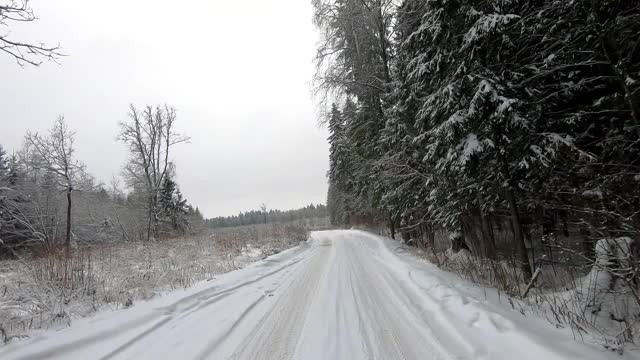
[0,0,64,66]
[118,104,189,240]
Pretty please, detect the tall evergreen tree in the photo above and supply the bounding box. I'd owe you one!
[0,145,7,182]
[159,176,189,233]
[327,104,346,224]
[314,0,396,225]
[317,0,640,280]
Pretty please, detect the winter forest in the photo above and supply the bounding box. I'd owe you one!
[0,107,205,255]
[321,0,639,277]
[2,0,640,356]
[318,0,640,345]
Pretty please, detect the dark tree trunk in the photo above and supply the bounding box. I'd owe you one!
[147,193,156,241]
[376,1,390,83]
[498,149,532,281]
[389,212,395,239]
[505,188,532,281]
[146,215,152,241]
[580,226,595,261]
[480,211,497,259]
[65,188,72,257]
[422,223,434,249]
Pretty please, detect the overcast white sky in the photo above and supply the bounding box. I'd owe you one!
[0,0,329,218]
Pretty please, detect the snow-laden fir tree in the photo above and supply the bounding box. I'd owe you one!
[316,0,640,280]
[159,176,189,234]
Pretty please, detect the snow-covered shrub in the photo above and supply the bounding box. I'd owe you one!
[584,238,639,340]
[519,237,640,350]
[428,236,640,350]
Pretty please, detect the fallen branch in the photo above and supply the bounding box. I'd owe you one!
[521,267,542,298]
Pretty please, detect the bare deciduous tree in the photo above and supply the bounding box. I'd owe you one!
[24,116,84,256]
[0,0,63,66]
[119,104,189,241]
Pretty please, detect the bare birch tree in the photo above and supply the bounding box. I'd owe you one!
[118,104,189,241]
[24,116,84,256]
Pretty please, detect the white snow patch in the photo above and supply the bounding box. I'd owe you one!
[0,231,633,360]
[582,189,604,200]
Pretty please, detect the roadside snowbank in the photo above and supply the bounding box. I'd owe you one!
[429,235,640,352]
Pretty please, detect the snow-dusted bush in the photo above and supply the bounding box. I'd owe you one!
[429,235,640,351]
[515,237,640,350]
[565,238,639,344]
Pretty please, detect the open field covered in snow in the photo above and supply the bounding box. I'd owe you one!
[0,221,320,343]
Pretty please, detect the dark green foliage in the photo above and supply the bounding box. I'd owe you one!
[0,145,7,181]
[317,0,640,271]
[159,177,190,234]
[314,0,394,226]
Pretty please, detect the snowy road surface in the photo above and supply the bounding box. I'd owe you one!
[0,230,625,360]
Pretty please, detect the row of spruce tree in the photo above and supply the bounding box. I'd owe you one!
[317,0,640,279]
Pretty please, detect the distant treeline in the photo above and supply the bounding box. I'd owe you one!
[205,204,327,229]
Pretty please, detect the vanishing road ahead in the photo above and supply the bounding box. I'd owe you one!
[0,230,619,360]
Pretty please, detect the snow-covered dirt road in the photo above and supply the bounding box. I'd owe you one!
[0,230,628,360]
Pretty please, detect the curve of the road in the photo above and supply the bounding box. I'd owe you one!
[0,230,627,360]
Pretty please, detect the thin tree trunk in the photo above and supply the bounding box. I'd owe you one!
[480,211,497,259]
[147,194,154,241]
[505,187,532,281]
[498,147,532,281]
[389,212,395,239]
[376,2,390,83]
[147,216,152,241]
[65,188,72,257]
[475,193,497,259]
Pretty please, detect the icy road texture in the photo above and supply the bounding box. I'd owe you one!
[0,230,629,360]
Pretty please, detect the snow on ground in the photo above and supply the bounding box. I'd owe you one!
[0,223,309,343]
[0,234,227,343]
[431,233,640,348]
[0,230,634,360]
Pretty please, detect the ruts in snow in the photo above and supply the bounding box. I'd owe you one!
[0,230,625,360]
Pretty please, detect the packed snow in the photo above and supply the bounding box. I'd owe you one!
[0,230,631,360]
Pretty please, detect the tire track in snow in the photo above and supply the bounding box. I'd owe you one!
[3,245,313,360]
[344,237,447,360]
[8,309,176,360]
[1,231,616,360]
[99,317,173,360]
[158,253,307,316]
[228,243,332,360]
[195,294,267,360]
[110,246,316,360]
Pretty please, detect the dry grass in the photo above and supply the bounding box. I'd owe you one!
[0,221,311,344]
[409,242,640,352]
